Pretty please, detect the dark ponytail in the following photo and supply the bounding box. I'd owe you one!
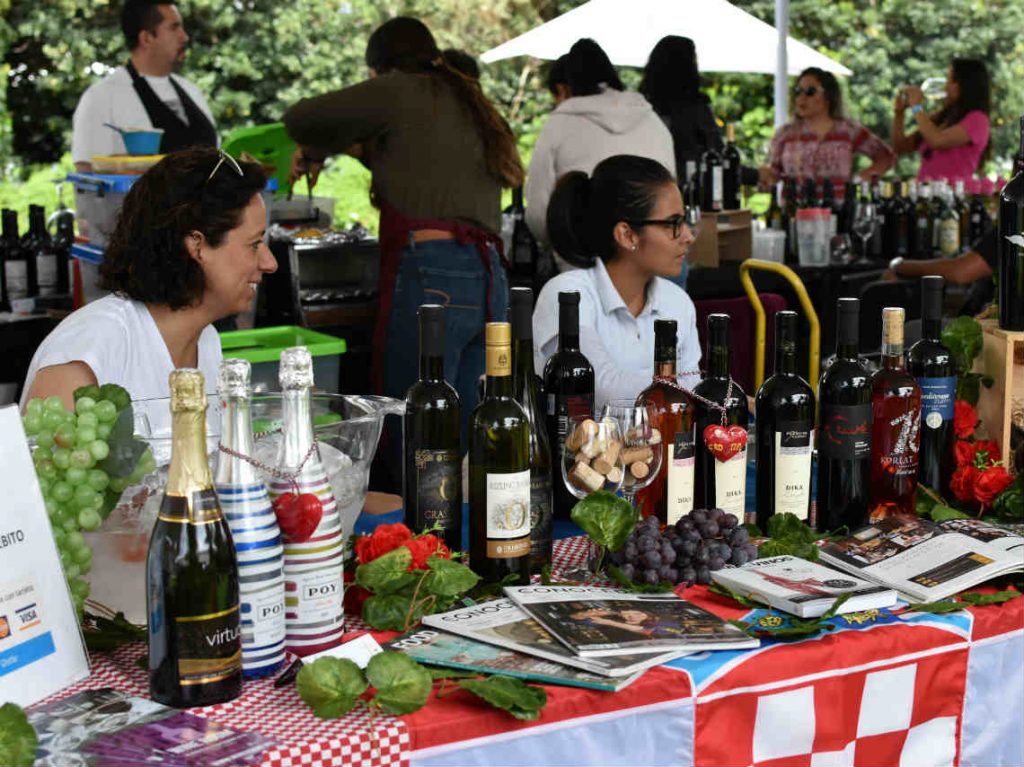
[564,38,623,97]
[547,155,674,268]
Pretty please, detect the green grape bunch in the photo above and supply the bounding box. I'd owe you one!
[22,383,153,618]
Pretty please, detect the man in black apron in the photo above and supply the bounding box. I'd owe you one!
[71,1,217,171]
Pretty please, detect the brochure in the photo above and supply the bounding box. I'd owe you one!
[420,598,684,677]
[503,585,758,657]
[817,515,1024,603]
[386,627,643,692]
[710,555,898,617]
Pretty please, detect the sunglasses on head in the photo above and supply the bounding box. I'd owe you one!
[794,86,820,97]
[205,149,243,185]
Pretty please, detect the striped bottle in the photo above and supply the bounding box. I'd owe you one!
[270,346,345,656]
[214,359,286,677]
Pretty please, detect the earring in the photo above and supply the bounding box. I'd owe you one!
[632,244,638,251]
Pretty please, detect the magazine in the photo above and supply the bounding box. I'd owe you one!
[503,585,759,657]
[28,688,274,767]
[817,515,1024,603]
[710,555,898,617]
[420,598,684,677]
[385,627,644,692]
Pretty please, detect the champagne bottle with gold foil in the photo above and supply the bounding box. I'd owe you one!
[469,322,531,584]
[147,369,242,708]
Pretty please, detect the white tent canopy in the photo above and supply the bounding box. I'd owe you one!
[480,0,850,77]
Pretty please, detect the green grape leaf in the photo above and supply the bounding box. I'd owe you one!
[906,600,965,614]
[467,572,523,601]
[707,582,762,608]
[941,316,984,372]
[957,590,1022,606]
[0,703,38,767]
[73,384,102,402]
[99,383,132,413]
[362,594,417,631]
[82,611,147,652]
[929,505,971,522]
[915,493,938,517]
[570,490,638,551]
[422,556,480,598]
[767,513,817,543]
[355,547,417,595]
[98,407,146,479]
[993,479,1024,521]
[458,675,547,720]
[296,657,368,719]
[365,652,433,715]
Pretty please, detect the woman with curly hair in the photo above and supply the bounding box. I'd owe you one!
[21,146,276,411]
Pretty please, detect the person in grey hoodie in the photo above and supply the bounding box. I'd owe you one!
[525,39,676,262]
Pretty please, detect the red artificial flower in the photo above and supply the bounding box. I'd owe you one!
[953,401,979,440]
[950,465,981,504]
[954,440,978,468]
[355,522,413,565]
[402,534,451,571]
[974,466,1015,507]
[973,439,1002,466]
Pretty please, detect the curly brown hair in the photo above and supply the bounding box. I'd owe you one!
[99,147,267,309]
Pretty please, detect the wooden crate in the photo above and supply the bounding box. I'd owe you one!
[690,209,752,268]
[976,320,1024,468]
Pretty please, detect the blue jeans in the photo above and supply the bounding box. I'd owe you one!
[383,239,509,447]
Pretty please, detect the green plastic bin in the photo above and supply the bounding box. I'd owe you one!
[219,326,347,393]
[221,122,296,192]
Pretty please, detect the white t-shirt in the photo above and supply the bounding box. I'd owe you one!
[21,295,222,434]
[71,65,217,164]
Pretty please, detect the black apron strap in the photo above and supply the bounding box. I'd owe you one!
[125,60,217,153]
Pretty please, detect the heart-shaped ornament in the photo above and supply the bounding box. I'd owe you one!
[702,424,748,463]
[271,491,323,542]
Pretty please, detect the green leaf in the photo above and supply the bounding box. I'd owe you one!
[708,582,761,608]
[296,657,368,719]
[458,675,547,720]
[98,407,146,479]
[907,600,965,614]
[82,610,147,652]
[362,593,417,631]
[422,556,480,598]
[958,590,1022,606]
[365,652,433,715]
[570,490,638,551]
[0,703,37,767]
[915,493,938,517]
[929,505,971,522]
[767,513,817,543]
[73,384,102,402]
[941,316,983,372]
[355,547,417,595]
[957,374,982,406]
[819,592,853,620]
[606,564,674,593]
[993,479,1024,521]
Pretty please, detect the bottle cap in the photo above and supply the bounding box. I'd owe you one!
[485,321,512,347]
[218,358,251,399]
[837,297,859,345]
[922,276,944,320]
[418,304,446,358]
[169,368,206,413]
[279,346,314,389]
[882,307,905,347]
[485,322,512,377]
[558,291,581,306]
[776,310,798,348]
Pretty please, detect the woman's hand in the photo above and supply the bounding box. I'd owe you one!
[757,165,777,191]
[287,147,325,191]
[903,85,924,108]
[894,90,906,115]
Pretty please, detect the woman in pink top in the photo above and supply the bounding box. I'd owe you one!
[892,58,991,185]
[760,67,894,189]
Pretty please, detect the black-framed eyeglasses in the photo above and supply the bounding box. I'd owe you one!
[626,213,691,239]
[205,149,243,185]
[794,86,820,97]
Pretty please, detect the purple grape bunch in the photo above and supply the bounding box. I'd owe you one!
[608,508,759,587]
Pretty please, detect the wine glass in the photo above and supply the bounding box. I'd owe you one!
[601,401,664,510]
[829,233,853,265]
[851,198,877,265]
[921,76,946,104]
[561,415,626,501]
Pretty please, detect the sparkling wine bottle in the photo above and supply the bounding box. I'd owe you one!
[214,358,286,678]
[869,308,922,519]
[147,369,242,708]
[270,346,345,656]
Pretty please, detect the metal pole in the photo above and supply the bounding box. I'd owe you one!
[774,0,789,128]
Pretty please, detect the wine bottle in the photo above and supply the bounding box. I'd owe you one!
[936,184,961,258]
[699,143,724,213]
[816,298,872,532]
[968,192,988,245]
[510,287,553,573]
[214,358,286,678]
[147,369,242,707]
[838,181,857,236]
[404,304,462,551]
[693,314,750,525]
[955,179,971,251]
[871,178,885,259]
[997,115,1024,331]
[722,123,741,210]
[270,346,345,656]
[543,291,595,520]
[52,209,74,295]
[1,209,28,307]
[907,277,956,495]
[469,322,532,584]
[821,178,837,237]
[766,182,784,232]
[635,319,695,525]
[755,311,815,532]
[783,178,799,263]
[915,183,935,259]
[869,308,922,519]
[26,205,57,297]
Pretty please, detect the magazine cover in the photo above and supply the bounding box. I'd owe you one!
[818,515,1024,602]
[710,555,898,617]
[385,627,642,692]
[420,598,685,677]
[503,585,758,657]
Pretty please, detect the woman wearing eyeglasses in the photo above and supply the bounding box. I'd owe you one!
[21,146,276,411]
[759,68,894,190]
[532,155,701,408]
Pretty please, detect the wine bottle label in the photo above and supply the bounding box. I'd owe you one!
[36,253,57,295]
[549,394,594,448]
[877,408,921,477]
[485,470,530,558]
[773,425,813,520]
[819,404,872,459]
[174,604,242,687]
[713,447,746,523]
[917,377,956,429]
[938,220,959,257]
[4,261,28,299]
[712,167,723,208]
[666,429,695,525]
[414,448,461,532]
[529,472,553,558]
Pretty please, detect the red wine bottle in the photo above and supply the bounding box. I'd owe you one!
[997,115,1024,331]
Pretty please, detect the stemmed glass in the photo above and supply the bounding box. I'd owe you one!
[851,198,877,265]
[601,401,663,510]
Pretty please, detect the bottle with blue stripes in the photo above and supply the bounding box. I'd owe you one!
[214,358,286,677]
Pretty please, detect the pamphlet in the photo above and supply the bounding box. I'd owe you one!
[503,585,758,657]
[386,627,642,692]
[817,515,1024,603]
[710,555,898,617]
[420,598,684,676]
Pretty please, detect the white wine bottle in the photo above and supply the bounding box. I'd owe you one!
[147,368,242,708]
[270,346,345,656]
[214,358,286,678]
